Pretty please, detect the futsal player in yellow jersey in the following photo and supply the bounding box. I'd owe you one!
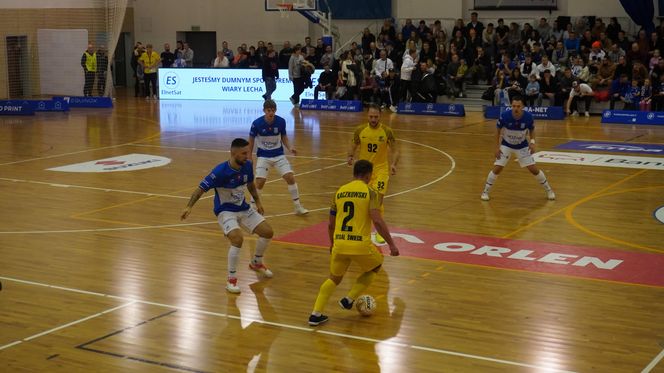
[309,160,400,326]
[347,104,399,243]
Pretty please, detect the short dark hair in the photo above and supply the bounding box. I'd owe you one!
[367,103,382,112]
[353,160,373,177]
[231,138,249,149]
[263,99,276,110]
[511,95,525,104]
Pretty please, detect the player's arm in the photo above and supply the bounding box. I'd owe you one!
[368,190,399,256]
[181,187,205,220]
[494,124,503,159]
[281,133,297,155]
[387,130,400,175]
[246,181,264,215]
[328,197,337,251]
[528,127,536,153]
[347,128,361,165]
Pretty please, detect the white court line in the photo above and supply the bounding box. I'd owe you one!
[0,300,137,351]
[642,348,664,373]
[0,177,189,199]
[130,144,346,161]
[0,276,573,371]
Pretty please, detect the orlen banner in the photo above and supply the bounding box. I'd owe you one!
[158,68,317,101]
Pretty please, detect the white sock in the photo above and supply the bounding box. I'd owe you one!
[288,183,301,206]
[228,245,241,278]
[535,170,552,191]
[483,171,498,194]
[252,237,271,264]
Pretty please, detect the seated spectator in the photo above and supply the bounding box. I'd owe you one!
[232,47,248,68]
[468,46,491,84]
[558,67,574,105]
[412,62,437,102]
[640,78,653,111]
[649,49,661,73]
[525,74,541,106]
[631,61,648,83]
[539,70,558,106]
[506,68,527,102]
[452,57,469,97]
[653,74,664,111]
[609,74,630,110]
[592,58,616,90]
[520,54,539,79]
[536,55,557,78]
[551,41,569,68]
[314,64,335,100]
[623,79,641,110]
[607,43,625,64]
[213,51,229,68]
[566,81,594,116]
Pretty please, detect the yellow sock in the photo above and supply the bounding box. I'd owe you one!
[313,279,337,314]
[347,271,376,300]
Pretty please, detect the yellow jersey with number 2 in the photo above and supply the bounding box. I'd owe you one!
[330,180,381,255]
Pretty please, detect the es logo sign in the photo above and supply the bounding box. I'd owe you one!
[164,72,180,89]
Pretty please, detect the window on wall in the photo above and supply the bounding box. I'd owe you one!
[474,0,557,10]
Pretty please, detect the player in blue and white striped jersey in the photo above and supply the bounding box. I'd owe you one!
[248,99,308,215]
[181,138,275,294]
[481,96,555,201]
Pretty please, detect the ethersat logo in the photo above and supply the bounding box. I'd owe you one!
[448,104,456,112]
[164,71,180,89]
[647,112,655,120]
[604,111,612,118]
[404,103,412,110]
[426,103,434,111]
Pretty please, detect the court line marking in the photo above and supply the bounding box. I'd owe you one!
[130,143,346,161]
[502,169,648,239]
[0,139,455,234]
[0,300,137,351]
[565,185,664,253]
[0,276,573,372]
[642,348,664,373]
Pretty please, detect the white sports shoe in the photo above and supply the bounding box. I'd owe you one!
[249,262,273,278]
[572,111,579,116]
[294,205,309,215]
[389,105,397,113]
[584,112,590,117]
[480,192,490,201]
[547,190,556,200]
[226,277,241,293]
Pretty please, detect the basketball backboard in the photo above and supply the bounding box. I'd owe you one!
[265,0,317,11]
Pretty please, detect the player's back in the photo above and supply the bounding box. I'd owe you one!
[354,123,394,169]
[331,180,378,255]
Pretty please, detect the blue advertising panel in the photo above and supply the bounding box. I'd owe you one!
[299,99,362,112]
[555,141,664,155]
[33,98,70,112]
[0,100,35,116]
[601,110,664,125]
[484,106,564,120]
[53,96,113,108]
[158,68,318,101]
[397,102,465,116]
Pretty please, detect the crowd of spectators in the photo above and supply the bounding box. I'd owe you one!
[132,13,664,112]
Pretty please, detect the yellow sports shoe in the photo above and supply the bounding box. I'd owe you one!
[374,232,386,244]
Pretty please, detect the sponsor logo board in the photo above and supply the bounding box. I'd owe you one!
[276,223,664,287]
[534,151,664,171]
[555,141,664,155]
[47,154,171,172]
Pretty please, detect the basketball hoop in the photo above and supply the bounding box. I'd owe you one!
[276,3,293,18]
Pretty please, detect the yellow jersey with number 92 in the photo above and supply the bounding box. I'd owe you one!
[354,123,395,171]
[330,180,380,255]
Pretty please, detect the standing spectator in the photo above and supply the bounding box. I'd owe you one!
[131,42,144,97]
[640,78,653,111]
[161,43,175,68]
[182,42,194,67]
[341,51,360,100]
[525,74,541,106]
[399,48,417,102]
[623,79,641,110]
[81,43,96,97]
[319,44,335,69]
[261,48,279,100]
[402,19,417,41]
[606,17,622,43]
[279,41,294,68]
[466,12,484,38]
[558,67,574,105]
[495,19,509,52]
[361,28,376,54]
[96,45,108,96]
[221,41,234,61]
[139,43,160,100]
[288,46,306,106]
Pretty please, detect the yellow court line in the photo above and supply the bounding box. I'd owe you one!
[502,169,648,239]
[565,185,664,253]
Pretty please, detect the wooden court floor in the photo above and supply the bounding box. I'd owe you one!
[1,94,663,372]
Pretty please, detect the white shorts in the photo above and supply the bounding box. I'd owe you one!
[255,155,293,179]
[217,208,266,235]
[494,145,535,168]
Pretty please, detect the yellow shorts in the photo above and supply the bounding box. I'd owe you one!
[370,169,389,195]
[329,246,384,276]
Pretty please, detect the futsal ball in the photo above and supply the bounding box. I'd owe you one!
[355,294,376,316]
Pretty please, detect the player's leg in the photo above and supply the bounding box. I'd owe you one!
[481,145,510,201]
[524,161,555,200]
[219,211,244,294]
[251,157,271,206]
[339,246,384,310]
[371,171,389,243]
[277,156,308,215]
[309,253,350,326]
[242,210,274,278]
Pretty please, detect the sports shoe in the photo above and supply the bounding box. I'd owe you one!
[572,111,579,116]
[339,297,354,310]
[226,277,241,294]
[294,205,309,216]
[480,192,490,201]
[289,96,296,105]
[373,232,386,244]
[249,262,273,278]
[389,105,397,112]
[153,94,158,100]
[547,190,556,200]
[308,314,329,326]
[584,111,590,117]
